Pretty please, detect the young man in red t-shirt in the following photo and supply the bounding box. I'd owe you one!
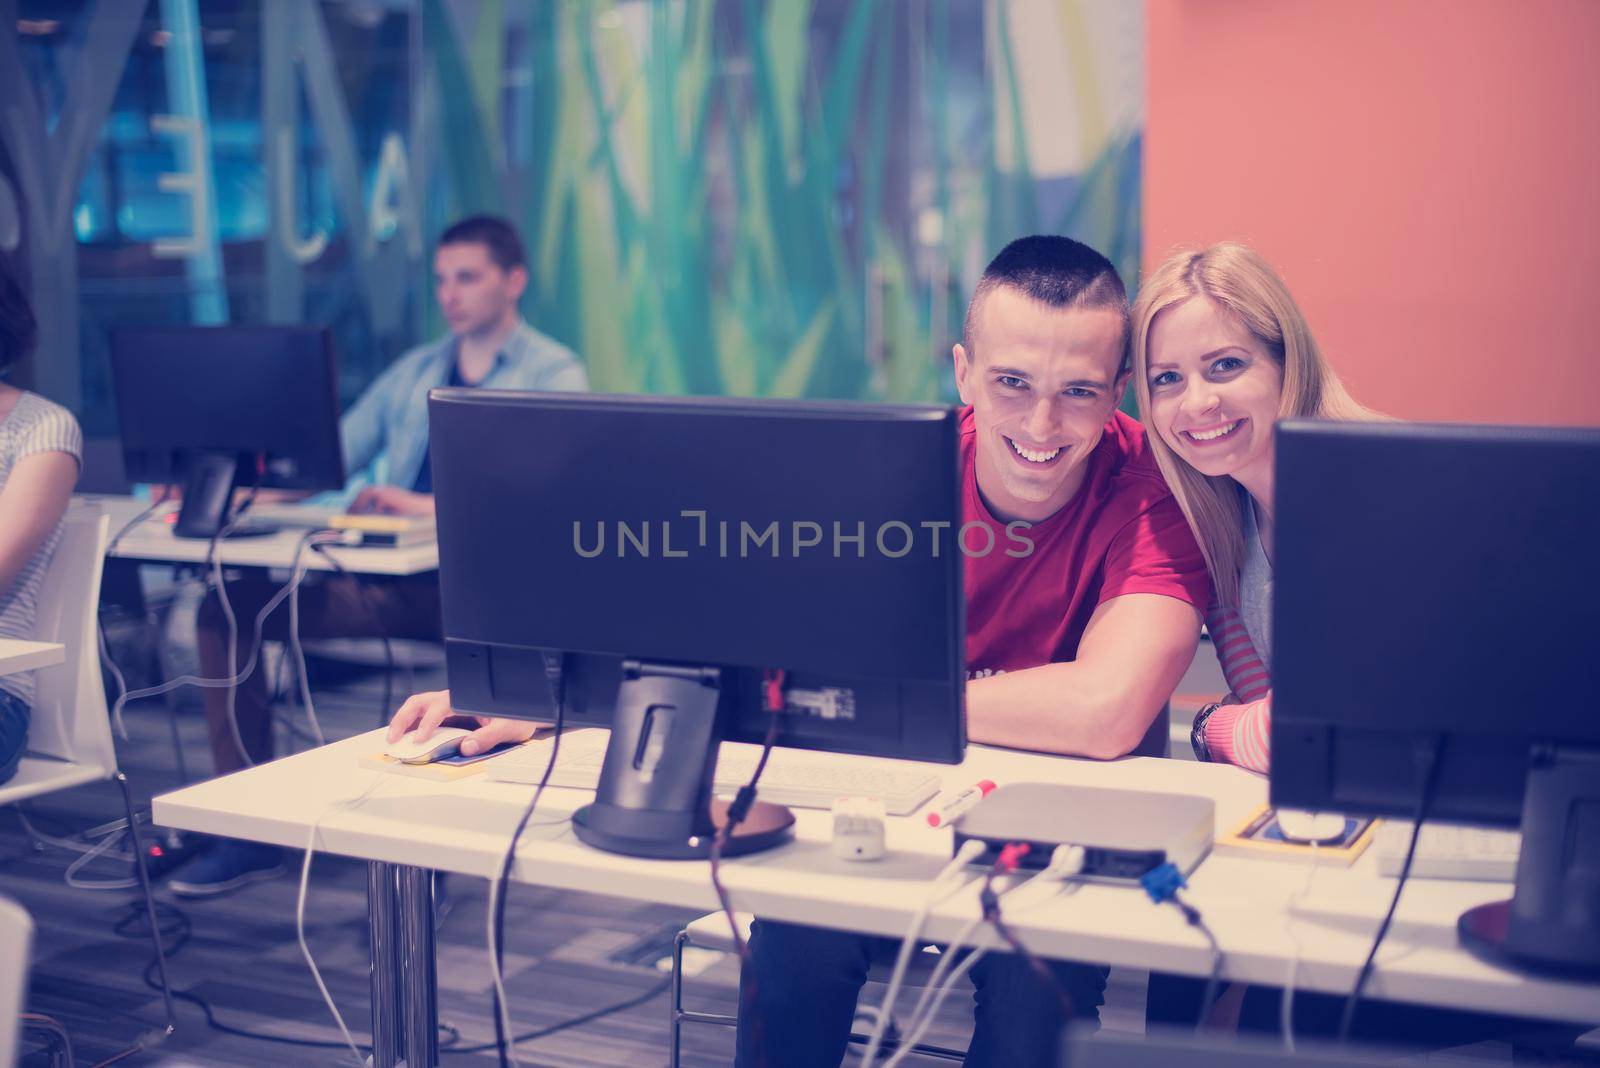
[384,237,1211,1065]
[736,237,1211,1067]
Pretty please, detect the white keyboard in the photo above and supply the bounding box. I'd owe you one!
[485,729,942,816]
[1374,821,1521,881]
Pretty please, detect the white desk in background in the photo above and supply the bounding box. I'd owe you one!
[0,640,64,677]
[152,731,1600,1067]
[79,494,438,576]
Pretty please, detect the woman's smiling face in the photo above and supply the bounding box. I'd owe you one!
[1144,296,1284,484]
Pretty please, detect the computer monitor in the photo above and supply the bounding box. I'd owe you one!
[1271,419,1600,976]
[109,325,346,538]
[429,389,967,859]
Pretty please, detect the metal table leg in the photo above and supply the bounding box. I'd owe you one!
[397,864,439,1067]
[367,862,403,1068]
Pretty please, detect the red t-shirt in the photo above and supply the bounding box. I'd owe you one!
[961,407,1211,676]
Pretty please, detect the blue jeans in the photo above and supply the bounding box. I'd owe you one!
[0,687,29,786]
[736,919,1107,1068]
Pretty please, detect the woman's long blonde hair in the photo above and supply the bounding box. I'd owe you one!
[1131,242,1380,610]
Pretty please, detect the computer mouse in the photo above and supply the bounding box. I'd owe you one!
[384,726,471,764]
[1275,808,1348,844]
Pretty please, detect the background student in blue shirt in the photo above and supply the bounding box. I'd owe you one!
[173,216,587,897]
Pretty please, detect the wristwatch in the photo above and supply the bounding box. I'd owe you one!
[1190,702,1221,762]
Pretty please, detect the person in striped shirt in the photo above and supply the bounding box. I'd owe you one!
[0,255,83,785]
[1130,241,1380,773]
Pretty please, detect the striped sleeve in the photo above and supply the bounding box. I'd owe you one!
[1204,697,1271,774]
[1200,601,1273,773]
[14,397,83,468]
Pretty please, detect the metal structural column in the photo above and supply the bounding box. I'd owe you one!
[397,864,439,1067]
[367,861,404,1068]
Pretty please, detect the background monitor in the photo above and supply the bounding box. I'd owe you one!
[109,325,345,538]
[430,389,967,858]
[1271,419,1600,975]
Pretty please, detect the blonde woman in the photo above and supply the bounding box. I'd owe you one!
[1131,242,1377,773]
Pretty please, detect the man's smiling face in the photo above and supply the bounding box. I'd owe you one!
[954,285,1129,523]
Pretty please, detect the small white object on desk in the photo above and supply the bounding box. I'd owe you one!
[831,797,887,861]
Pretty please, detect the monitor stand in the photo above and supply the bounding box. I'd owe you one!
[1458,747,1600,977]
[172,452,278,540]
[572,661,795,859]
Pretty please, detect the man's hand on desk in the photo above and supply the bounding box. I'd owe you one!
[350,485,436,517]
[387,689,534,756]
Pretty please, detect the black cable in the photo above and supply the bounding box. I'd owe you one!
[308,542,396,728]
[706,671,784,1068]
[121,895,465,1056]
[1339,735,1446,1042]
[979,854,1077,1021]
[492,652,567,1068]
[1166,891,1225,1028]
[444,977,671,1055]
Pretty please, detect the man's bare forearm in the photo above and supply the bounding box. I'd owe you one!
[965,662,1162,760]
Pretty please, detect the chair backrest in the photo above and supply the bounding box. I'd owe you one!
[24,505,114,775]
[0,895,32,1068]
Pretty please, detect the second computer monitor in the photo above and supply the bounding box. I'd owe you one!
[110,324,345,537]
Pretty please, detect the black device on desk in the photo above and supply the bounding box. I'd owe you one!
[429,389,966,859]
[1271,419,1600,976]
[109,325,346,539]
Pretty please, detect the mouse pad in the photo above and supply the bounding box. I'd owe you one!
[1216,804,1377,866]
[359,739,534,782]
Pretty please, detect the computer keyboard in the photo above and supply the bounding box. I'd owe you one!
[1374,821,1521,882]
[486,729,943,816]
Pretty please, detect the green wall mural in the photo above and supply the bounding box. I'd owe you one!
[1,0,1143,441]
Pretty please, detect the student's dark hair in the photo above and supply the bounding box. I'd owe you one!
[437,215,527,273]
[962,234,1130,373]
[0,255,36,375]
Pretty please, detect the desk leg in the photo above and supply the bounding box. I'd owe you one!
[397,865,439,1067]
[367,862,404,1068]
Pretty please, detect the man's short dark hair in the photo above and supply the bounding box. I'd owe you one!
[962,235,1130,373]
[437,215,527,273]
[0,255,36,375]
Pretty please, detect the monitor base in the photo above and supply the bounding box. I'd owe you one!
[1459,899,1600,979]
[1457,747,1600,979]
[572,798,795,860]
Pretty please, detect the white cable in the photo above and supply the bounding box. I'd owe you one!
[1281,840,1321,1050]
[65,829,139,890]
[483,796,572,1067]
[857,840,987,1065]
[287,546,328,746]
[105,531,335,763]
[15,810,134,860]
[884,941,987,1067]
[101,497,167,740]
[297,774,388,1068]
[211,532,248,763]
[886,851,1084,1067]
[486,871,524,1068]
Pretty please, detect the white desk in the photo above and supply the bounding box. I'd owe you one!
[81,494,438,576]
[0,640,64,677]
[153,731,1600,1066]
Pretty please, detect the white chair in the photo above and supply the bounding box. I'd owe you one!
[669,911,963,1066]
[0,505,175,1045]
[0,896,31,1068]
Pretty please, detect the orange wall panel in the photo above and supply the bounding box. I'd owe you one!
[1145,0,1600,425]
